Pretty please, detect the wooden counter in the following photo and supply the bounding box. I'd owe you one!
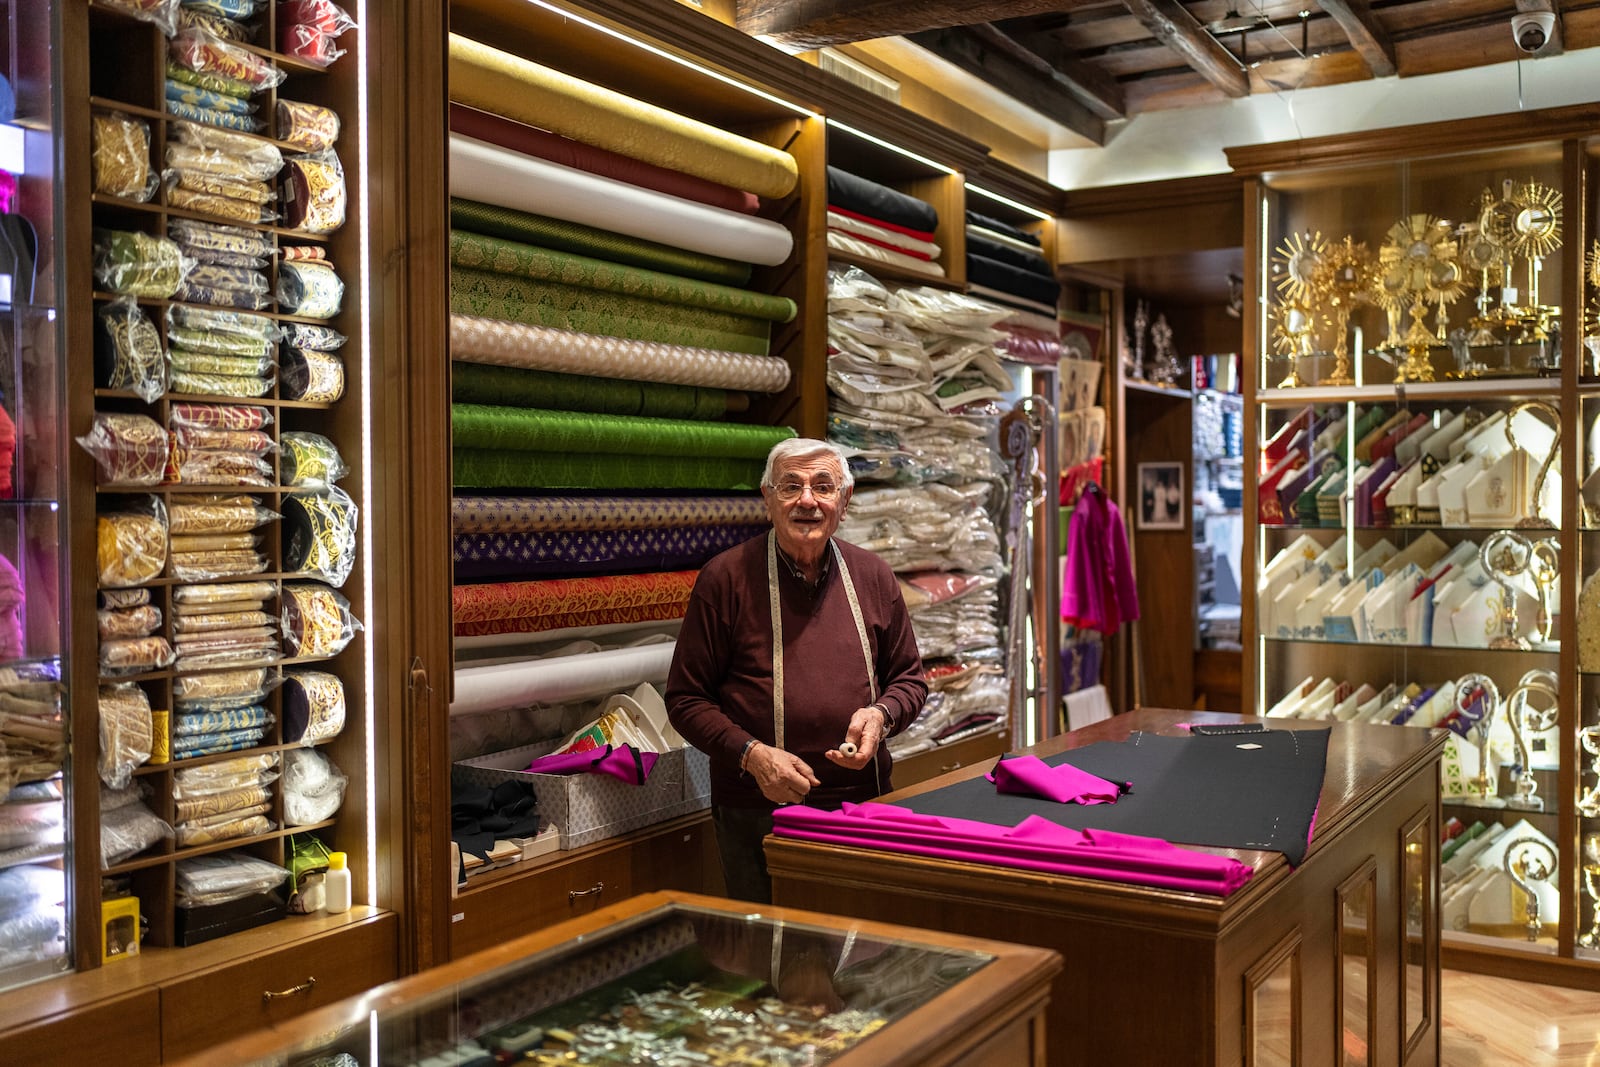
[168,890,1062,1067]
[767,708,1447,1067]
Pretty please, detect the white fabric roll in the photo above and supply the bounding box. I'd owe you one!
[451,642,677,716]
[450,134,794,267]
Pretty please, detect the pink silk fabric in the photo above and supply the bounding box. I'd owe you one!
[986,755,1125,805]
[772,801,1254,897]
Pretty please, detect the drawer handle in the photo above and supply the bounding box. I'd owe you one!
[262,977,317,1002]
[569,882,605,904]
[940,761,961,772]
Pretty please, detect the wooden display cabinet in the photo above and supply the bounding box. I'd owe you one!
[167,890,1062,1067]
[1228,103,1600,988]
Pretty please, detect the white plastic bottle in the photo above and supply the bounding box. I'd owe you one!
[324,851,351,914]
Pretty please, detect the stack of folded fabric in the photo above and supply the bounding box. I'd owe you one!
[171,579,280,672]
[166,403,274,492]
[445,34,800,666]
[164,121,283,225]
[964,210,1061,327]
[822,266,1017,756]
[166,27,281,132]
[826,166,944,279]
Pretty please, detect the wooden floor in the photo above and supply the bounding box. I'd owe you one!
[1443,970,1600,1065]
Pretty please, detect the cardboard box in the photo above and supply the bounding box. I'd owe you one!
[454,743,711,849]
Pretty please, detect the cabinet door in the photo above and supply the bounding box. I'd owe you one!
[1243,120,1588,981]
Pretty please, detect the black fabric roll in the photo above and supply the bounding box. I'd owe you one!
[826,166,938,235]
[965,209,1041,247]
[966,252,1062,307]
[965,229,1053,277]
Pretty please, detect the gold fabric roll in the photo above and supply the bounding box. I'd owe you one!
[448,34,797,200]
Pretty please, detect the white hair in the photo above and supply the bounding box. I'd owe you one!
[761,438,854,491]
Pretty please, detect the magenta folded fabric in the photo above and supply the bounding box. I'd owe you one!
[986,755,1126,805]
[771,801,1254,897]
[524,743,658,784]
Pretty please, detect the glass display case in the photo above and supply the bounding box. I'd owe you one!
[164,891,1061,1067]
[1233,107,1599,982]
[0,0,72,993]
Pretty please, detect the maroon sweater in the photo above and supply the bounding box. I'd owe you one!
[666,534,927,809]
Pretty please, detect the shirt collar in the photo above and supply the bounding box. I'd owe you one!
[775,539,832,588]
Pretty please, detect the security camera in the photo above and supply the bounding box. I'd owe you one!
[1512,10,1555,53]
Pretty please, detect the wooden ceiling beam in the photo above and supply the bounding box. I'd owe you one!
[1120,0,1249,98]
[735,0,1097,52]
[977,22,1127,120]
[1319,0,1397,76]
[907,25,1110,143]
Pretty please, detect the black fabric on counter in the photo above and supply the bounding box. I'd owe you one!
[451,780,541,863]
[965,209,1041,246]
[900,728,1330,866]
[965,251,1063,308]
[965,229,1052,276]
[826,165,939,235]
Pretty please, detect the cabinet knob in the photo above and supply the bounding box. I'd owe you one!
[262,976,317,1002]
[569,882,605,904]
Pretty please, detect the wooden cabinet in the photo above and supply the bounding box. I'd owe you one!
[1228,104,1600,988]
[767,708,1446,1067]
[165,890,1061,1067]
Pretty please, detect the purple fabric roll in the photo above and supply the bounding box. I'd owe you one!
[450,103,761,216]
[986,755,1127,805]
[772,802,1254,897]
[453,523,766,581]
[525,743,658,784]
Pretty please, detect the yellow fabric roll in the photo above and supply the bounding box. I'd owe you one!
[448,34,798,200]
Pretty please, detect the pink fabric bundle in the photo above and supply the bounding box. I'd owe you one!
[524,743,658,785]
[772,801,1254,897]
[986,755,1126,805]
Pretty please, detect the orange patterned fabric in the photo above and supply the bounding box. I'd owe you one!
[452,569,697,637]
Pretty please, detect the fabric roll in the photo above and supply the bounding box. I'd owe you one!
[826,231,946,279]
[450,230,796,324]
[453,449,763,491]
[450,266,773,357]
[448,35,797,199]
[450,134,793,267]
[451,643,676,715]
[453,523,766,580]
[452,362,727,419]
[449,105,760,217]
[827,166,938,235]
[452,494,768,534]
[827,209,940,260]
[965,230,1052,276]
[967,209,1042,248]
[452,404,791,459]
[452,198,751,287]
[452,570,699,638]
[966,251,1062,307]
[450,316,790,393]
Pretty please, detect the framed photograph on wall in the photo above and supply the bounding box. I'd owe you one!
[1137,461,1185,530]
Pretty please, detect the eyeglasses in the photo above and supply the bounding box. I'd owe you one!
[772,480,841,502]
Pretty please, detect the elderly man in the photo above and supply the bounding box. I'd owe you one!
[666,438,927,903]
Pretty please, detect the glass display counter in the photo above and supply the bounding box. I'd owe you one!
[167,891,1061,1067]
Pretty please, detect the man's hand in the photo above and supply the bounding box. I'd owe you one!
[747,742,821,805]
[825,706,886,770]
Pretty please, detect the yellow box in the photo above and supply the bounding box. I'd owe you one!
[101,895,140,963]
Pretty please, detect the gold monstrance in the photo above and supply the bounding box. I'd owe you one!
[1312,236,1376,386]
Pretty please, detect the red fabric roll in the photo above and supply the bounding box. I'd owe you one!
[452,569,699,637]
[449,104,761,217]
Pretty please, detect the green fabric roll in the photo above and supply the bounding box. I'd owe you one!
[451,362,727,420]
[451,198,752,287]
[454,448,764,491]
[450,229,795,325]
[450,268,772,356]
[452,403,793,459]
